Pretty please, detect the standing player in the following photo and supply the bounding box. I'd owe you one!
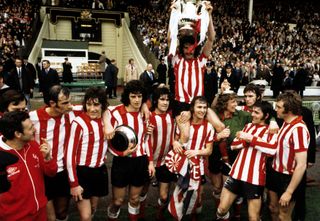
[29,85,81,221]
[239,84,262,113]
[267,92,309,220]
[139,87,176,220]
[216,101,277,221]
[170,96,228,220]
[209,92,251,220]
[65,87,109,220]
[107,80,155,221]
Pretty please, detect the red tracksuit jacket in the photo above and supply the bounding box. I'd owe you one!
[0,139,57,221]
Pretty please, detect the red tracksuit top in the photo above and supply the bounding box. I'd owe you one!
[0,139,57,221]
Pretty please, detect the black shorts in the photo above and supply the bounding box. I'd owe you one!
[266,168,303,201]
[172,100,190,118]
[44,170,70,200]
[77,165,109,199]
[155,165,177,183]
[111,155,149,188]
[208,147,223,174]
[224,176,264,199]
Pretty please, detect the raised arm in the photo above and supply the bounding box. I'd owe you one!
[202,2,215,57]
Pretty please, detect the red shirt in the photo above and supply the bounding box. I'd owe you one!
[173,53,207,103]
[149,111,174,167]
[230,123,277,185]
[66,112,108,187]
[108,104,152,160]
[0,139,57,220]
[272,116,309,175]
[29,106,82,173]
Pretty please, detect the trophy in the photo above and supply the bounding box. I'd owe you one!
[168,0,211,55]
[110,125,138,152]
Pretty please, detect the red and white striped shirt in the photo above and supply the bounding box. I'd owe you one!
[177,120,215,175]
[230,123,277,185]
[149,111,174,167]
[237,105,253,113]
[29,106,82,173]
[173,53,207,103]
[272,116,309,175]
[66,112,108,187]
[108,104,151,160]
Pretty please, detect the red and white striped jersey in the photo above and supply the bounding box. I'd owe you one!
[29,105,82,173]
[237,105,253,113]
[230,123,277,185]
[173,53,207,104]
[272,116,309,175]
[177,120,215,175]
[66,112,108,187]
[108,104,151,159]
[149,111,174,167]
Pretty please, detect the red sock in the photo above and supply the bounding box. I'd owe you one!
[233,200,242,220]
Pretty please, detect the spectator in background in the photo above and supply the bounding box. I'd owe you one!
[35,57,42,80]
[282,70,293,92]
[99,51,110,73]
[0,72,10,97]
[104,59,118,99]
[204,60,218,106]
[62,57,73,83]
[271,61,284,98]
[124,58,138,85]
[140,63,157,99]
[6,57,34,110]
[156,58,167,85]
[23,57,37,81]
[220,63,240,93]
[39,60,60,104]
[92,0,104,9]
[292,63,308,98]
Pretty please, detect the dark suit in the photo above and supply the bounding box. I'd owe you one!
[35,62,42,80]
[139,70,157,98]
[204,70,218,105]
[62,62,73,83]
[156,63,167,85]
[7,67,34,94]
[103,63,118,98]
[39,68,60,103]
[220,69,240,93]
[24,62,37,81]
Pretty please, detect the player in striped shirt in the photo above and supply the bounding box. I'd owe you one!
[29,85,80,221]
[168,1,224,146]
[138,87,175,220]
[171,96,229,220]
[65,87,109,220]
[216,101,277,221]
[107,80,155,221]
[267,92,309,221]
[238,84,262,113]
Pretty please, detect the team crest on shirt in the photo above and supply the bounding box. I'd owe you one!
[33,154,40,168]
[7,167,20,177]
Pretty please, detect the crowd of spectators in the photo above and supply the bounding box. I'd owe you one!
[129,0,319,88]
[0,0,39,73]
